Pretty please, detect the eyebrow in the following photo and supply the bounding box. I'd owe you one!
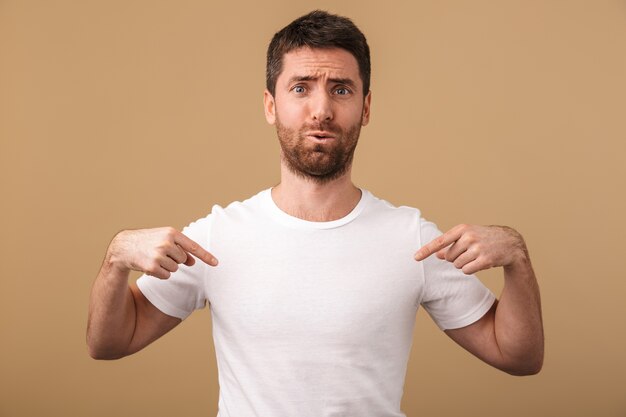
[288,75,358,90]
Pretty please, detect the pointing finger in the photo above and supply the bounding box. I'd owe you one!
[414,228,463,261]
[174,232,219,266]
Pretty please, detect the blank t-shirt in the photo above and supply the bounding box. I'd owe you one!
[137,187,495,417]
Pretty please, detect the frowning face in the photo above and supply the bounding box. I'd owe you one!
[264,47,371,184]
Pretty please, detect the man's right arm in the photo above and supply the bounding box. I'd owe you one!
[86,228,218,360]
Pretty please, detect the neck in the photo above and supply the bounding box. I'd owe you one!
[271,161,362,222]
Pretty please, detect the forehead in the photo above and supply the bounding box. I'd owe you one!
[278,47,360,85]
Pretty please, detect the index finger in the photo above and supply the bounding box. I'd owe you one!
[174,232,219,266]
[414,228,463,261]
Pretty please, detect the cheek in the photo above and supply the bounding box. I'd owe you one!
[278,104,304,126]
[338,102,364,123]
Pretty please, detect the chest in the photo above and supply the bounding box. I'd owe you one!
[206,222,423,345]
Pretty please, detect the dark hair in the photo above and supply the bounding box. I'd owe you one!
[266,10,371,98]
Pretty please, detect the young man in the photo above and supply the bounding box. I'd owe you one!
[87,10,543,416]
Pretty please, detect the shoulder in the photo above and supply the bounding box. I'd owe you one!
[364,189,421,216]
[362,189,424,228]
[362,189,444,244]
[177,189,268,241]
[207,188,269,222]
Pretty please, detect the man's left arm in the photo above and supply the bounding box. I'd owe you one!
[414,224,544,376]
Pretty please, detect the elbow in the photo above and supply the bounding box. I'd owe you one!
[506,364,542,376]
[86,335,127,360]
[526,355,544,375]
[498,337,544,376]
[503,355,544,376]
[88,347,123,361]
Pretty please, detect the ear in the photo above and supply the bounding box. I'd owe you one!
[361,90,371,126]
[264,89,276,125]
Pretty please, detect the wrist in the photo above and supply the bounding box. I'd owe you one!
[503,249,533,276]
[495,225,531,271]
[105,231,132,273]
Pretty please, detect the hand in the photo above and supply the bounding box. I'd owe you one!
[107,227,219,279]
[414,224,528,275]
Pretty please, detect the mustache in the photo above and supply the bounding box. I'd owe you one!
[300,122,339,134]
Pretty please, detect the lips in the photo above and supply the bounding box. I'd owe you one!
[306,131,336,140]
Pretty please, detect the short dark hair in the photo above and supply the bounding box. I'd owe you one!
[266,10,371,98]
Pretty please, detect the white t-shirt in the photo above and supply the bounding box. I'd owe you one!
[137,187,496,417]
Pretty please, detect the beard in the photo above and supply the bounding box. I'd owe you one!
[275,116,362,185]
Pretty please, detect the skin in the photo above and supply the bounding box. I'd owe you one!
[415,224,544,375]
[263,47,371,221]
[87,227,217,359]
[87,46,543,376]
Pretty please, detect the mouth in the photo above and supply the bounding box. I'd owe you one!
[306,131,336,141]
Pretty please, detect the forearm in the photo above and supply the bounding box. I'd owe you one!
[86,238,136,359]
[494,254,544,374]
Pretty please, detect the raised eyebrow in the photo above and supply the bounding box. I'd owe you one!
[328,78,357,89]
[288,75,316,85]
[287,75,358,90]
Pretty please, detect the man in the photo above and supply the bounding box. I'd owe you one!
[87,10,543,416]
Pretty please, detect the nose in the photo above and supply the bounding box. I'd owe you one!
[309,91,333,122]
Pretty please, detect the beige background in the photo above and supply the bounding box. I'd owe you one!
[1,1,625,416]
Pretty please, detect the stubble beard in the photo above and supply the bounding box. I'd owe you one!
[275,116,362,186]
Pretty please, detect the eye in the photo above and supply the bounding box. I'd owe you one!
[334,87,351,95]
[292,85,306,94]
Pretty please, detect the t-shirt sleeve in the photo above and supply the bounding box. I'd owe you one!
[135,215,212,320]
[419,218,496,330]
